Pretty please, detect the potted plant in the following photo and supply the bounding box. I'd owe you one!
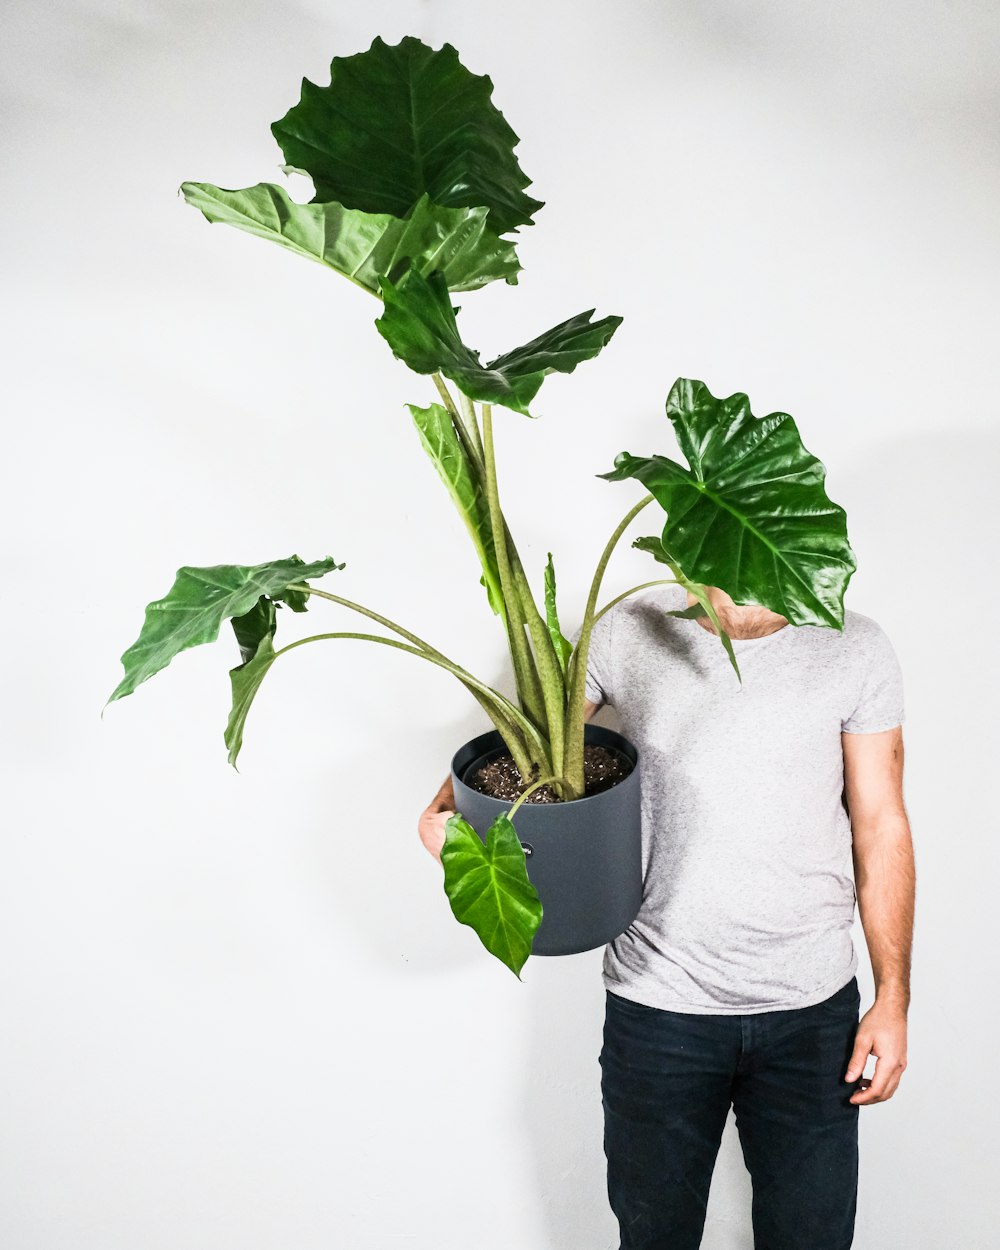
[105,35,856,978]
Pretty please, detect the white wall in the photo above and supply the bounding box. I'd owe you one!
[2,1,998,1246]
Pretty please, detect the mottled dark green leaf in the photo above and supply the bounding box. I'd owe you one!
[271,35,543,235]
[376,268,621,416]
[543,553,573,675]
[602,379,856,628]
[441,811,543,978]
[180,183,519,293]
[108,556,342,703]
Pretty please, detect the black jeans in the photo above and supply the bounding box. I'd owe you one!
[600,976,862,1250]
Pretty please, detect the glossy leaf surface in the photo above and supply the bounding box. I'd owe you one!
[601,379,856,628]
[376,268,621,416]
[108,556,342,703]
[271,35,543,236]
[408,402,504,615]
[180,183,520,293]
[441,811,543,977]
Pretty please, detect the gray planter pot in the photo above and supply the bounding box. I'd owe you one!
[450,724,643,956]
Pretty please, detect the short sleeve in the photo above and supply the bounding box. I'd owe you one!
[568,608,616,709]
[841,620,905,734]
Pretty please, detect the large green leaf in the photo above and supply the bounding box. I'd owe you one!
[376,268,622,416]
[180,183,520,294]
[543,553,573,676]
[225,598,279,769]
[441,811,543,978]
[408,402,504,615]
[107,556,342,703]
[271,35,543,235]
[600,379,856,628]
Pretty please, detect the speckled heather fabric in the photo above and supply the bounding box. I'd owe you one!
[571,583,905,1014]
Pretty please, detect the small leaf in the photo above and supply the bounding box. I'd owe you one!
[231,596,277,664]
[408,402,504,616]
[107,556,342,704]
[543,553,573,675]
[632,536,741,682]
[180,183,520,293]
[664,602,708,620]
[440,811,543,978]
[225,612,279,768]
[270,35,544,235]
[377,268,621,416]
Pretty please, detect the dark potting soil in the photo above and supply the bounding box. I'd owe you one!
[466,743,633,803]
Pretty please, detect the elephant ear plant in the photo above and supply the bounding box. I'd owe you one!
[106,36,857,977]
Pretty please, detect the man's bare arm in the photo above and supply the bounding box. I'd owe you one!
[842,724,915,1105]
[417,699,603,863]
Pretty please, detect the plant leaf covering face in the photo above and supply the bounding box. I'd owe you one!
[600,379,857,629]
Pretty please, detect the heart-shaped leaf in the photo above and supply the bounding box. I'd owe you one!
[271,35,543,235]
[376,268,621,416]
[601,379,856,628]
[441,811,543,978]
[107,556,342,703]
[180,183,520,293]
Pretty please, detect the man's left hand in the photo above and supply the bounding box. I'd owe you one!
[845,998,908,1105]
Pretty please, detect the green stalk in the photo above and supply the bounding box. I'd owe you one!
[563,493,655,794]
[433,372,485,475]
[285,583,548,770]
[274,630,543,781]
[507,773,563,820]
[594,578,679,622]
[480,401,550,740]
[429,375,547,739]
[456,387,486,463]
[505,537,568,777]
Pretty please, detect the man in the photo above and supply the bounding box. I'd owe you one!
[417,582,914,1250]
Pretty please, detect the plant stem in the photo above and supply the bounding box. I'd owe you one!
[273,630,545,781]
[562,493,656,793]
[505,538,568,777]
[284,583,549,772]
[594,578,679,623]
[433,373,484,472]
[507,774,563,821]
[480,402,549,734]
[456,387,486,463]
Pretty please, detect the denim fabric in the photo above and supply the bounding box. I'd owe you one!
[600,977,862,1250]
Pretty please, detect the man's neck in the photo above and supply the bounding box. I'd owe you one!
[686,589,789,640]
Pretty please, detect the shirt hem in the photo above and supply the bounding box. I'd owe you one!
[602,953,859,1016]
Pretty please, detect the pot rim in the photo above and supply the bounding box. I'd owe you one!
[450,724,640,811]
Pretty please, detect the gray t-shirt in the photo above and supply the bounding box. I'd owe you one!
[577,583,905,1014]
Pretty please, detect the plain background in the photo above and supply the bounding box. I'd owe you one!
[2,1,998,1246]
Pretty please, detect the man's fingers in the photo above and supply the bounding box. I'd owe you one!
[844,1033,872,1083]
[849,1051,906,1104]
